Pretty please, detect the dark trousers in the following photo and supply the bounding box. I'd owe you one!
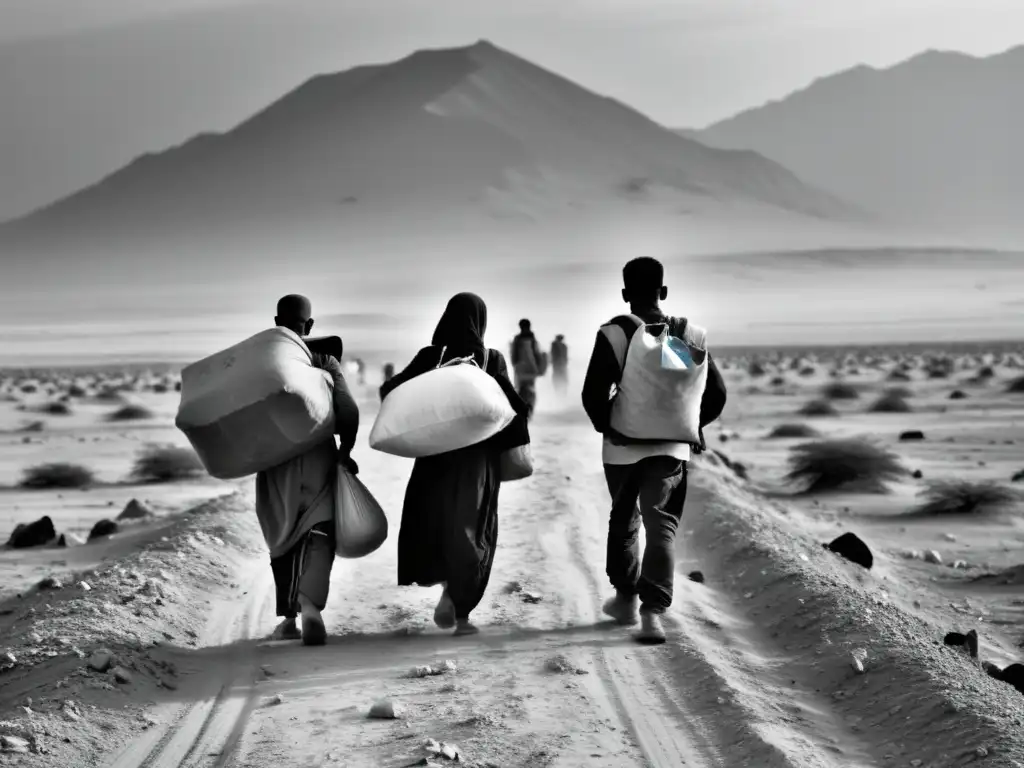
[604,457,688,614]
[270,521,335,618]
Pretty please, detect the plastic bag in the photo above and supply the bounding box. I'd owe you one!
[334,466,388,558]
[499,444,534,482]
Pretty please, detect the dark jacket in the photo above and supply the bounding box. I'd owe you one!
[580,309,727,453]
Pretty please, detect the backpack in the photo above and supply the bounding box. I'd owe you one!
[605,315,709,443]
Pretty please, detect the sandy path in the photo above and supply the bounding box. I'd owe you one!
[85,412,941,768]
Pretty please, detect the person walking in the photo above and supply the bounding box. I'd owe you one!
[581,259,726,644]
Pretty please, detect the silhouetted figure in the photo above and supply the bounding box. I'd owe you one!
[383,363,395,384]
[551,334,569,396]
[511,319,543,419]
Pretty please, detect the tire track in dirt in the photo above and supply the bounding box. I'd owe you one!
[105,560,274,768]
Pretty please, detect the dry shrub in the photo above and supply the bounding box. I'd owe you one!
[67,384,88,397]
[821,381,860,400]
[785,439,905,494]
[887,369,912,382]
[977,366,996,380]
[910,481,1022,517]
[131,444,206,483]
[798,366,816,377]
[868,391,912,413]
[748,361,767,378]
[39,401,72,416]
[769,376,787,387]
[767,423,820,439]
[884,386,913,399]
[106,404,156,421]
[799,399,839,417]
[20,462,95,489]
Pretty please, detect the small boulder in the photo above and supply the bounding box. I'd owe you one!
[57,532,86,547]
[687,571,705,584]
[88,519,119,541]
[948,390,968,400]
[0,735,30,754]
[943,630,979,659]
[1011,469,1024,483]
[912,469,924,479]
[824,532,873,570]
[368,699,403,719]
[117,499,154,521]
[1002,663,1024,695]
[112,666,132,684]
[899,430,926,442]
[5,516,56,549]
[923,550,943,565]
[88,649,114,672]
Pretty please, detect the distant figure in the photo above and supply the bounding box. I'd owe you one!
[354,357,367,386]
[510,319,544,419]
[382,363,395,384]
[257,294,360,646]
[551,334,569,396]
[380,293,529,636]
[581,258,727,645]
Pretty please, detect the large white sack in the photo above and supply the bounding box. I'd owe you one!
[370,364,515,458]
[175,327,336,479]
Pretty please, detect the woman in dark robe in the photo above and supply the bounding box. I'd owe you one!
[380,292,528,636]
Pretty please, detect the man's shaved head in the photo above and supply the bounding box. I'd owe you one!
[275,294,314,337]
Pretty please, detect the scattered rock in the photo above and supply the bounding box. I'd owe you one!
[260,694,284,707]
[975,747,989,758]
[941,532,957,542]
[824,532,873,570]
[5,516,56,549]
[78,580,92,591]
[521,591,543,604]
[88,649,114,672]
[912,469,924,479]
[0,735,30,754]
[850,648,867,674]
[112,666,132,684]
[1011,469,1024,483]
[899,430,926,442]
[37,576,63,590]
[117,498,154,521]
[1002,663,1024,695]
[87,519,119,541]
[57,532,86,547]
[943,629,979,659]
[687,571,705,584]
[545,654,588,675]
[368,699,403,719]
[409,659,458,678]
[923,550,943,565]
[949,390,968,400]
[901,549,922,560]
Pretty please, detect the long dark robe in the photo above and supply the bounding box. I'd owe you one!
[380,293,528,618]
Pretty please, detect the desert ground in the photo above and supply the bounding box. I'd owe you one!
[1,343,1024,768]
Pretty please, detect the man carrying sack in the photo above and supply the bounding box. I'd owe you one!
[257,295,360,646]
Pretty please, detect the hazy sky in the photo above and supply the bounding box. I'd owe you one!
[1,0,1022,222]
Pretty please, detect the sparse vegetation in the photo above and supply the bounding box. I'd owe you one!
[887,369,912,382]
[20,462,95,489]
[106,404,156,421]
[39,401,72,415]
[785,439,906,494]
[909,481,1023,517]
[868,391,912,413]
[799,399,839,417]
[748,361,767,378]
[821,381,859,400]
[799,366,816,377]
[130,444,206,483]
[767,423,820,439]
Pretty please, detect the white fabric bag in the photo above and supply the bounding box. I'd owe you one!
[369,347,515,458]
[609,317,709,443]
[334,467,388,559]
[175,327,335,479]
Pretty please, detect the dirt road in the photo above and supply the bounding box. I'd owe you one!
[98,412,1010,768]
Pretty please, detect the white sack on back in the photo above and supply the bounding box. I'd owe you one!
[175,327,335,479]
[610,321,708,443]
[370,364,515,458]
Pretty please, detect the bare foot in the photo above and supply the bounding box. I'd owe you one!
[433,589,456,629]
[454,619,479,636]
[272,618,301,641]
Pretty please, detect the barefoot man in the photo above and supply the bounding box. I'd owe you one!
[581,258,726,644]
[258,295,359,646]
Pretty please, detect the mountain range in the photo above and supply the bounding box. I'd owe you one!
[687,46,1024,238]
[0,41,853,269]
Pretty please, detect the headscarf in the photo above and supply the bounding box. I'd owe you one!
[431,292,488,367]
